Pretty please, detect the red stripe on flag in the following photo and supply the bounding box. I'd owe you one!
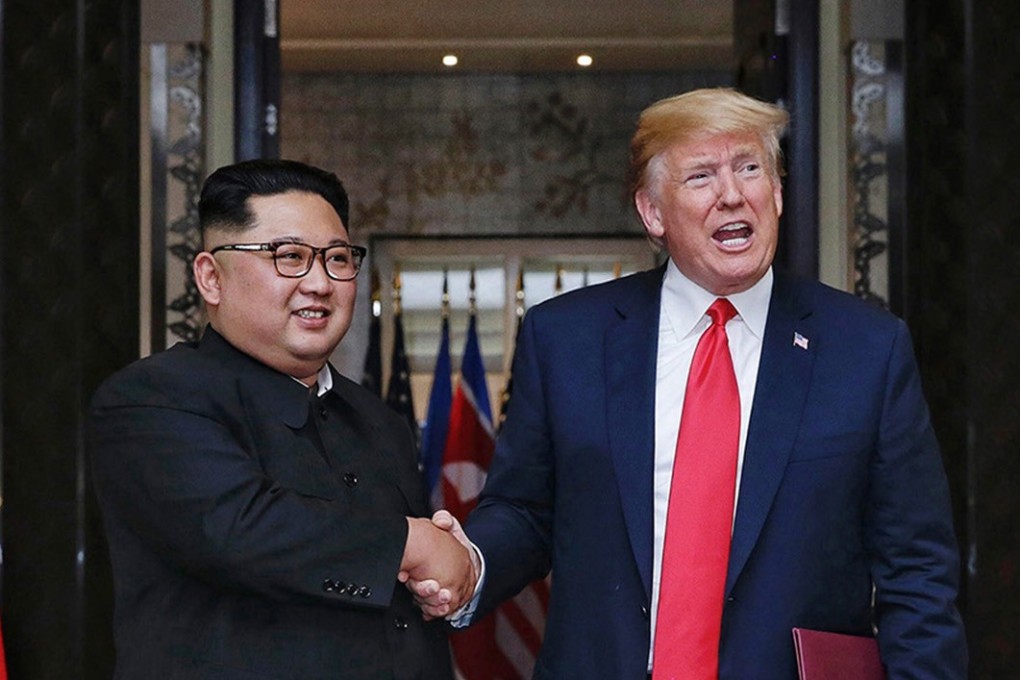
[499,600,544,657]
[0,616,8,680]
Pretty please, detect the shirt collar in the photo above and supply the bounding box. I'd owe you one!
[661,259,773,340]
[290,363,333,397]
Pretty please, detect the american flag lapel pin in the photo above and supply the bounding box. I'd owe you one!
[793,331,809,350]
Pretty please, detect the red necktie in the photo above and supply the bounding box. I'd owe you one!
[653,298,740,680]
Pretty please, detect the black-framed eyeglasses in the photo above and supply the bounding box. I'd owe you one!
[209,241,367,281]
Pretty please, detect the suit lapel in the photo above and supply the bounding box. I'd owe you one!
[605,268,663,600]
[725,274,816,595]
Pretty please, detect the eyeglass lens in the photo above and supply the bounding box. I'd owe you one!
[274,243,362,280]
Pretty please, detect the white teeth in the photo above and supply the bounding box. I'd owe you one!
[720,235,750,246]
[296,310,326,319]
[719,222,748,231]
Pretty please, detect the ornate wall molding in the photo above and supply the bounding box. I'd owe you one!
[849,40,892,309]
[150,43,205,349]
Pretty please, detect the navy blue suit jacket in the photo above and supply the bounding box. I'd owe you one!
[466,267,966,679]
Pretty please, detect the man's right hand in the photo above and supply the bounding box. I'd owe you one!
[399,514,478,618]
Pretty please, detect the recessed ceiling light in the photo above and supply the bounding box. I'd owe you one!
[442,54,459,67]
[576,54,593,68]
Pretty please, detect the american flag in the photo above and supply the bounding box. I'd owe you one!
[385,310,419,447]
[0,608,7,679]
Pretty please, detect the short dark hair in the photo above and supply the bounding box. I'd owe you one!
[198,159,350,241]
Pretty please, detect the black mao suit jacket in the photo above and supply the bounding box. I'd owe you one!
[89,327,452,680]
[466,266,967,679]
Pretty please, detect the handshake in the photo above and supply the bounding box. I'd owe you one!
[400,510,481,620]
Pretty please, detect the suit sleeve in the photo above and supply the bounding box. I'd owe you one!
[466,309,554,618]
[89,374,410,610]
[866,320,968,677]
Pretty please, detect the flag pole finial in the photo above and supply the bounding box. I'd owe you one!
[514,268,525,319]
[392,264,403,316]
[441,267,450,320]
[370,267,382,318]
[469,265,477,316]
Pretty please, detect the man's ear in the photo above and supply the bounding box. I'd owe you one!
[193,251,222,306]
[634,189,664,240]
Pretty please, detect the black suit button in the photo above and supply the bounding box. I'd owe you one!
[322,578,340,593]
[318,405,328,419]
[343,472,358,487]
[394,616,408,630]
[640,606,649,619]
[345,583,360,596]
[357,585,372,598]
[726,596,735,603]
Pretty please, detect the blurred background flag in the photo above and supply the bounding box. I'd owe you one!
[385,266,419,448]
[497,268,525,431]
[422,270,452,508]
[0,615,6,680]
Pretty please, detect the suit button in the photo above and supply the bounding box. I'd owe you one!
[323,578,343,593]
[357,585,372,598]
[726,596,735,603]
[343,472,358,487]
[345,583,360,596]
[394,616,408,630]
[640,606,649,619]
[318,406,328,419]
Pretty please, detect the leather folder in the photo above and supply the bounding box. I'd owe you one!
[792,628,885,680]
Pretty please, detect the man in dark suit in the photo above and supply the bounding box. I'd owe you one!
[414,88,967,679]
[89,159,472,679]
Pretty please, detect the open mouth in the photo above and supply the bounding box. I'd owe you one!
[713,222,752,247]
[295,309,329,319]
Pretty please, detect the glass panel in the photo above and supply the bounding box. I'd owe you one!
[521,257,645,309]
[399,264,506,373]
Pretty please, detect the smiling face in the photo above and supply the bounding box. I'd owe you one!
[635,131,783,296]
[193,190,357,384]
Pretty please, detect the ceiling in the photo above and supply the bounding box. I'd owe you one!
[280,1,734,74]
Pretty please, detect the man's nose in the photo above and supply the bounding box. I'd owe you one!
[716,171,745,208]
[300,253,334,292]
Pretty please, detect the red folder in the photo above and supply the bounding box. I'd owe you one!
[792,628,885,680]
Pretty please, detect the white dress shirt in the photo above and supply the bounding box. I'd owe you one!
[648,260,772,667]
[291,364,333,396]
[453,263,773,642]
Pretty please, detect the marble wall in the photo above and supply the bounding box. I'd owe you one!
[281,71,731,240]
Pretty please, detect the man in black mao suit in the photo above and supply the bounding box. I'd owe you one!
[89,159,472,679]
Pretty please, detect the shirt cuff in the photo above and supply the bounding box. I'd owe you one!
[448,542,486,627]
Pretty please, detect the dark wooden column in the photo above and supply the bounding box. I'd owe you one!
[0,0,139,677]
[734,0,819,279]
[235,0,281,160]
[905,0,1020,674]
[780,0,819,279]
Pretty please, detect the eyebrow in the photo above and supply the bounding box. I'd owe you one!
[677,146,764,172]
[270,236,352,246]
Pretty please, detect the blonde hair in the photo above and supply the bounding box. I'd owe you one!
[629,88,789,199]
